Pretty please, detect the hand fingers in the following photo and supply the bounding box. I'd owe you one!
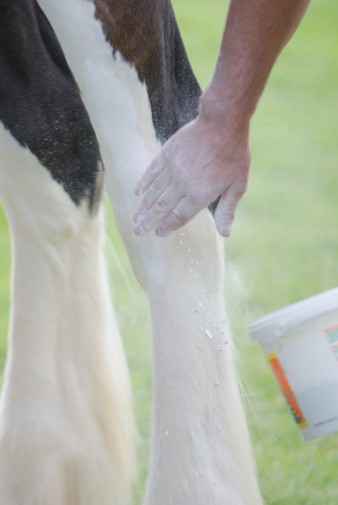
[133,184,184,236]
[214,183,246,237]
[155,196,200,237]
[133,167,173,223]
[134,149,166,196]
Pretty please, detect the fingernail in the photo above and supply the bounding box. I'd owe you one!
[219,226,230,237]
[133,223,144,236]
[134,181,146,196]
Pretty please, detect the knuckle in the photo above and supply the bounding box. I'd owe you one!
[188,191,202,205]
[154,198,169,214]
[170,208,188,227]
[149,181,160,197]
[143,183,162,208]
[224,210,235,223]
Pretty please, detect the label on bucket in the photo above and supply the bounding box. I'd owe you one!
[268,353,308,429]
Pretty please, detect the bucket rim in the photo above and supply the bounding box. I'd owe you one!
[249,287,338,344]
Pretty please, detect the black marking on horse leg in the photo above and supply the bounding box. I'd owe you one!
[0,0,103,210]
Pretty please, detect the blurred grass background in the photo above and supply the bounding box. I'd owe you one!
[1,0,338,503]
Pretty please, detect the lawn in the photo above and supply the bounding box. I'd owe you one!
[1,0,338,503]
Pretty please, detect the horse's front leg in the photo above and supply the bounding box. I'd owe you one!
[0,3,136,503]
[37,0,263,503]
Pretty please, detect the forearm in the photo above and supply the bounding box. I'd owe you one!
[200,0,310,127]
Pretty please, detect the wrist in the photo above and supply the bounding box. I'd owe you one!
[199,85,251,137]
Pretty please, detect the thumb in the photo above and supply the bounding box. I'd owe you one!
[214,186,244,237]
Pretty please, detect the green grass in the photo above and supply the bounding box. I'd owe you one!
[1,0,338,503]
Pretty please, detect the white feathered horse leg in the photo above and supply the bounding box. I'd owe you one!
[38,0,263,503]
[0,126,135,505]
[0,3,136,500]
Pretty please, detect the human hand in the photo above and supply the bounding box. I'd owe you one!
[133,110,250,237]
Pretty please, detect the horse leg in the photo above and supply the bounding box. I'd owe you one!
[0,3,135,503]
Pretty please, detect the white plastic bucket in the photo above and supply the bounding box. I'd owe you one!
[249,287,338,441]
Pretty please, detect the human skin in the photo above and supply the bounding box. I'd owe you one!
[133,0,311,237]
